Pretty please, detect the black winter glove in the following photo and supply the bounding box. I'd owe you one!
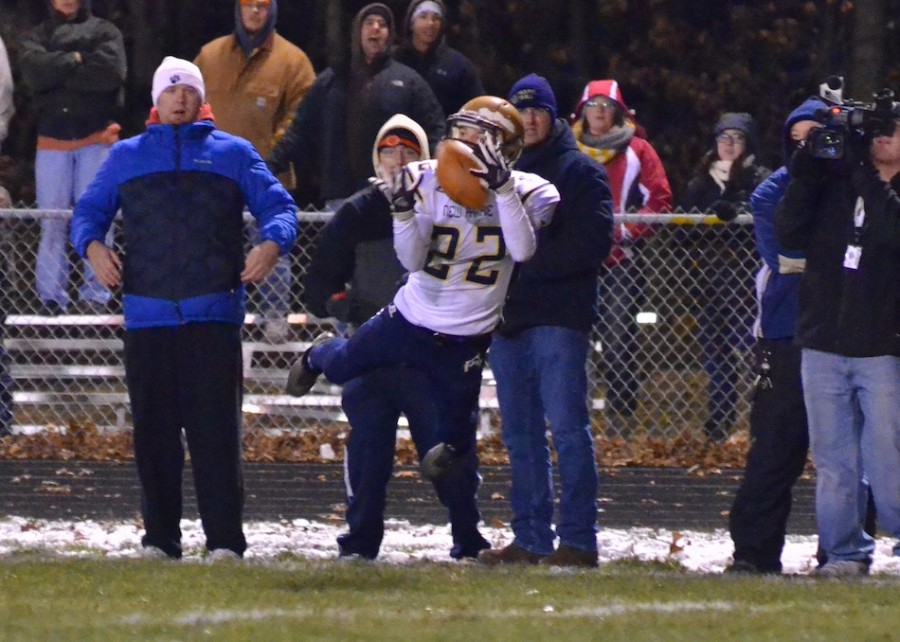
[789,141,826,182]
[471,133,512,192]
[709,199,740,222]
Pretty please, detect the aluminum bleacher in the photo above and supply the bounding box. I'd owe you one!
[3,311,502,434]
[3,312,351,432]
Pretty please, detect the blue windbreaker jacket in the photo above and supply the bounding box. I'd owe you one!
[71,117,297,329]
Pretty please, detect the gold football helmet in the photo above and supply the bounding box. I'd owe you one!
[447,96,525,166]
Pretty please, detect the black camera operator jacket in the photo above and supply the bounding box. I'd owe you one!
[775,160,900,358]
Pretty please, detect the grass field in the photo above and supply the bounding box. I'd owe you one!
[2,555,899,641]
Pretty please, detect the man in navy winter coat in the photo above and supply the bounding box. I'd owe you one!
[480,74,613,568]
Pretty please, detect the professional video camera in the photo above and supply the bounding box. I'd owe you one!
[808,76,900,160]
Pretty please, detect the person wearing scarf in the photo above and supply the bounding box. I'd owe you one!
[680,112,771,442]
[570,79,673,435]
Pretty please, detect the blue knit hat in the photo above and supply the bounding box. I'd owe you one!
[508,73,558,121]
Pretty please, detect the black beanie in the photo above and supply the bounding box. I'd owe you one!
[359,3,394,32]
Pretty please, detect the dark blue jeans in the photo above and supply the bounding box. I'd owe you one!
[491,327,599,555]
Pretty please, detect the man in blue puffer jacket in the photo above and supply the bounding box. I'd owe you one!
[71,57,297,561]
[725,97,821,574]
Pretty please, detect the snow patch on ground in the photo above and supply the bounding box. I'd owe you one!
[2,515,900,575]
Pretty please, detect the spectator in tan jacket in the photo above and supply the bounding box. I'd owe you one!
[195,0,315,343]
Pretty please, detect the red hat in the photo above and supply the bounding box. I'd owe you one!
[571,79,630,121]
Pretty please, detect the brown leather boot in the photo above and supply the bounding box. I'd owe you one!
[477,543,545,566]
[539,545,599,568]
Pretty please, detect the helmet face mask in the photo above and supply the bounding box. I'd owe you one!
[447,96,524,166]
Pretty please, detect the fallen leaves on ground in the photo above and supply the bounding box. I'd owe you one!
[0,419,810,476]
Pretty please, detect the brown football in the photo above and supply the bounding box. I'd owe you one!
[435,139,488,210]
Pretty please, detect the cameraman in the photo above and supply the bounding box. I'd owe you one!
[776,106,900,577]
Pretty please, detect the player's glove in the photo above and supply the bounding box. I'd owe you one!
[372,166,421,221]
[471,133,513,192]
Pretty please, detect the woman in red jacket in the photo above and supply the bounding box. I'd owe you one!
[571,79,673,436]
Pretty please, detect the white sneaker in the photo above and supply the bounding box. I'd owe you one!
[336,553,373,564]
[141,545,171,560]
[813,559,869,577]
[207,548,242,563]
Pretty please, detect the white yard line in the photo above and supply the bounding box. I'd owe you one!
[118,600,767,628]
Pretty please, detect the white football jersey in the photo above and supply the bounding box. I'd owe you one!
[392,160,559,336]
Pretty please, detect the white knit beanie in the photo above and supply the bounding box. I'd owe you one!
[151,56,206,106]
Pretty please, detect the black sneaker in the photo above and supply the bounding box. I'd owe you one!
[451,534,491,560]
[285,331,334,397]
[420,442,462,480]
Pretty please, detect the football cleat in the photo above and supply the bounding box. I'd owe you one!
[285,331,334,397]
[419,442,463,480]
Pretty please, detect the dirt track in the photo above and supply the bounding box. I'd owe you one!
[0,460,817,534]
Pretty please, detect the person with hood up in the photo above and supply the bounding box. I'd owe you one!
[393,0,484,117]
[726,98,826,573]
[285,94,560,484]
[19,0,126,315]
[71,57,297,561]
[726,98,876,574]
[479,74,613,568]
[775,89,900,577]
[268,2,444,210]
[195,0,315,344]
[303,114,490,561]
[570,79,673,437]
[680,113,771,441]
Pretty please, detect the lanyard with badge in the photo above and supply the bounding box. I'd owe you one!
[843,196,865,270]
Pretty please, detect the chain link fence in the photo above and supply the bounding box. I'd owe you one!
[1,206,759,445]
